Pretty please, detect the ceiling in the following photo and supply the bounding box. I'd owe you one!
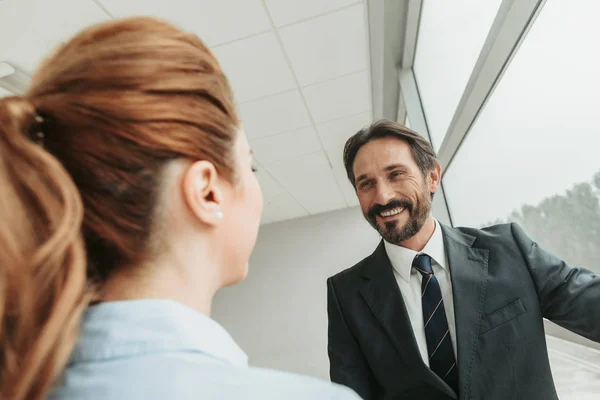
[0,0,374,225]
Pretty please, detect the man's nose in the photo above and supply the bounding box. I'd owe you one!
[374,182,395,205]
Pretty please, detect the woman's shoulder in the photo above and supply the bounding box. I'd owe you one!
[232,365,361,399]
[50,352,360,400]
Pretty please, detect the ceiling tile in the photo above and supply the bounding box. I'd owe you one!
[0,0,110,73]
[0,87,13,98]
[213,32,296,103]
[260,214,274,225]
[316,111,372,151]
[250,126,322,164]
[239,90,312,139]
[255,166,309,222]
[329,149,359,206]
[98,0,271,47]
[317,111,369,206]
[278,4,367,86]
[262,191,310,222]
[266,152,346,214]
[265,0,360,27]
[302,70,370,123]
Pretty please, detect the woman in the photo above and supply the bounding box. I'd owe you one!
[0,17,360,400]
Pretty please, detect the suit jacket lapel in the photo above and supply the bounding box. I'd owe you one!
[360,241,458,399]
[441,225,489,397]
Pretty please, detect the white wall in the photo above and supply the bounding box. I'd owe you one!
[212,206,379,379]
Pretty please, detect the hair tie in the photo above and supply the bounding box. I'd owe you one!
[29,113,46,146]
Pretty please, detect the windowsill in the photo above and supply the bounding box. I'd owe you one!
[547,335,600,399]
[544,319,600,351]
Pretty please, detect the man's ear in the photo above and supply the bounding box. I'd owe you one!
[428,162,442,194]
[182,160,225,226]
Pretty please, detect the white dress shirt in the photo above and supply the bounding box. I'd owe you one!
[384,220,457,366]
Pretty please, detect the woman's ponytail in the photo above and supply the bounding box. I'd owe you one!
[0,96,88,400]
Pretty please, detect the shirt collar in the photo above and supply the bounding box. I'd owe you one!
[384,219,447,283]
[71,299,248,367]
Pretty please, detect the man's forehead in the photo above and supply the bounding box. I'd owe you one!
[354,138,414,171]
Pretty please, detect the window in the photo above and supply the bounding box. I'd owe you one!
[435,2,600,395]
[414,0,502,150]
[443,0,600,276]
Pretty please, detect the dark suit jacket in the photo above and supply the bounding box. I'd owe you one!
[327,223,600,400]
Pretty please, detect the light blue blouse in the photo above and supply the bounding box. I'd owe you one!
[49,299,360,400]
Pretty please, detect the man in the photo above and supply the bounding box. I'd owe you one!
[327,120,600,400]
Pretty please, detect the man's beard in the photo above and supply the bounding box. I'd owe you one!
[364,189,432,245]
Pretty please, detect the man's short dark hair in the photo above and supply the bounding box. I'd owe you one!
[343,119,438,188]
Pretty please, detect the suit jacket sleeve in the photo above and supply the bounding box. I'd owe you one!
[511,222,600,341]
[327,277,376,400]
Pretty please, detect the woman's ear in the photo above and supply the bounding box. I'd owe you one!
[182,161,225,226]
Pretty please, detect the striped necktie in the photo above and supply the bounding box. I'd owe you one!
[412,253,459,393]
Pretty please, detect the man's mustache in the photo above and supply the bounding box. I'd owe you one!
[367,199,413,221]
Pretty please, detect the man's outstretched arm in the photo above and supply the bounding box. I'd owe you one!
[512,223,600,341]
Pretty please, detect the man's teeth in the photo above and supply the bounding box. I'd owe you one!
[380,207,404,217]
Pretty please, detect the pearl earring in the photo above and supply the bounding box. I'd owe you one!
[216,211,224,220]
